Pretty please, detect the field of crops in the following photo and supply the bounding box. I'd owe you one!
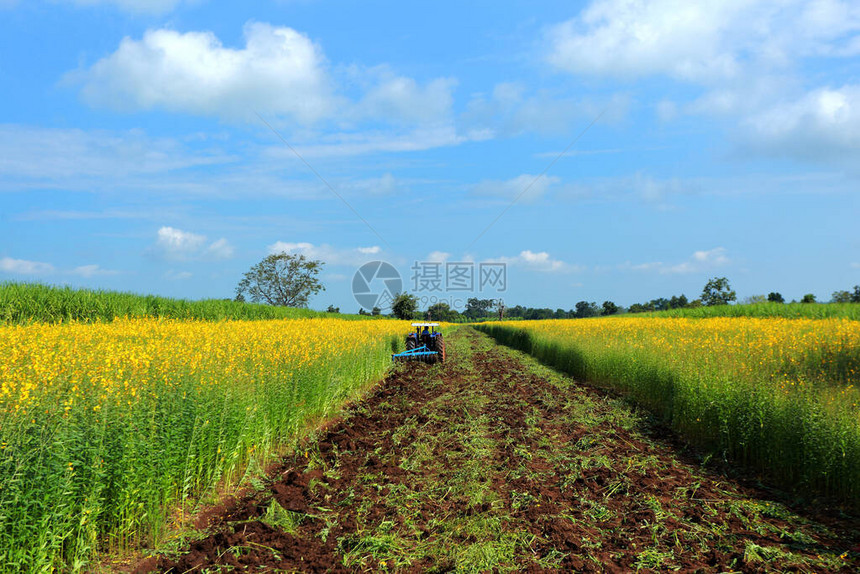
[0,282,352,324]
[477,317,860,507]
[0,317,410,571]
[640,301,860,320]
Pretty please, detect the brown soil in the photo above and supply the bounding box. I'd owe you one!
[135,328,860,573]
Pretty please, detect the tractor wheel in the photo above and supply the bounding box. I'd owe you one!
[421,333,433,362]
[435,333,446,363]
[405,335,417,350]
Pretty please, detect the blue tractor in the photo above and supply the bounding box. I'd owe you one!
[392,322,445,363]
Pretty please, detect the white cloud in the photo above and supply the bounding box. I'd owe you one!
[164,270,193,280]
[55,0,192,15]
[71,264,119,277]
[0,125,230,189]
[558,172,693,206]
[155,226,233,260]
[622,247,730,275]
[70,22,464,131]
[0,257,55,275]
[71,23,336,123]
[461,83,629,137]
[354,67,457,126]
[268,241,382,266]
[546,0,860,83]
[472,174,560,203]
[491,250,573,273]
[205,238,235,260]
[851,262,860,269]
[157,226,206,255]
[426,251,450,263]
[742,85,860,158]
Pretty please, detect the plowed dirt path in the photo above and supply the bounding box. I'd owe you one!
[136,328,859,573]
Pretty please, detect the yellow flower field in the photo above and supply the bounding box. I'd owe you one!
[0,317,413,571]
[477,317,860,507]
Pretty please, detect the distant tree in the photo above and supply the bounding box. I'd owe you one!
[628,303,647,313]
[358,308,369,315]
[236,253,324,307]
[326,305,340,313]
[853,286,860,303]
[234,293,245,303]
[701,277,737,306]
[426,302,459,322]
[554,308,568,319]
[832,290,852,303]
[371,306,381,316]
[392,293,419,320]
[497,299,506,321]
[767,292,785,303]
[464,298,495,319]
[801,293,817,304]
[687,298,703,308]
[742,295,767,304]
[574,301,600,318]
[669,295,688,309]
[602,301,620,315]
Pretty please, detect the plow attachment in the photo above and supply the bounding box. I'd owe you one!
[392,322,446,364]
[392,344,439,362]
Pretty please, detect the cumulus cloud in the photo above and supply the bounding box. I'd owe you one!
[354,67,457,126]
[546,0,860,83]
[155,226,233,260]
[622,247,730,275]
[491,250,574,273]
[69,22,463,130]
[742,85,860,158]
[72,23,336,123]
[268,242,383,266]
[0,257,55,275]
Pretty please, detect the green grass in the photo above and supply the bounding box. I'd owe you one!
[0,282,377,324]
[638,301,860,320]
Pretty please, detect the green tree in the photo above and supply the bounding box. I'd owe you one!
[391,293,419,320]
[235,253,324,307]
[832,290,852,303]
[602,301,620,315]
[669,295,688,309]
[325,305,340,313]
[701,277,737,306]
[767,292,785,303]
[852,286,860,303]
[801,293,817,304]
[574,301,599,318]
[743,294,767,304]
[464,298,494,320]
[426,301,459,322]
[371,306,381,316]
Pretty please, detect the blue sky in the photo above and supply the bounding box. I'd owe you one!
[1,0,858,312]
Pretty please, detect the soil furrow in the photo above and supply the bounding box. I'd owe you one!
[136,328,859,573]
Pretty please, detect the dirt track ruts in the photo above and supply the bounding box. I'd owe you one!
[136,328,860,573]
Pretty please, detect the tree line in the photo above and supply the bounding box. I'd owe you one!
[233,254,860,320]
